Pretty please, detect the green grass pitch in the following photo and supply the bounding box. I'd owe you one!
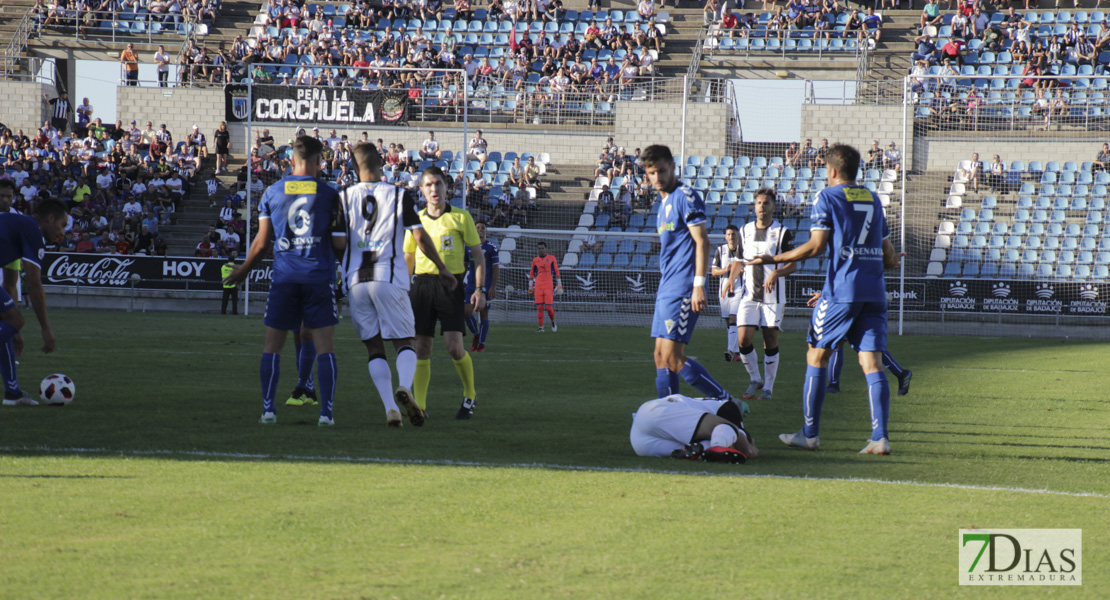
[1,309,1107,598]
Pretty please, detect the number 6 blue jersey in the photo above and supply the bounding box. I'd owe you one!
[258,175,342,285]
[810,184,889,303]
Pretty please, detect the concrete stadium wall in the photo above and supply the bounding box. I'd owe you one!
[117,85,227,152]
[0,81,54,134]
[801,104,911,167]
[913,138,1108,173]
[615,100,728,160]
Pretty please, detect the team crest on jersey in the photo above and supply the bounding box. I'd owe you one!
[441,234,454,250]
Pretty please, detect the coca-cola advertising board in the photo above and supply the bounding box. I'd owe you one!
[41,253,273,291]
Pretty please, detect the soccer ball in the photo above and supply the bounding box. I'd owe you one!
[40,374,76,406]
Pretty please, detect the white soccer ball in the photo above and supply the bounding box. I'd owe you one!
[40,374,76,406]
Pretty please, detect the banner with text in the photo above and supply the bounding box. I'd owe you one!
[225,84,409,126]
[41,253,274,292]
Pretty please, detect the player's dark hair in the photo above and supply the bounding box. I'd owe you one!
[640,144,674,167]
[352,142,382,173]
[420,165,447,186]
[826,144,861,183]
[0,179,16,194]
[725,224,739,234]
[537,241,547,248]
[33,197,68,220]
[754,188,777,203]
[293,135,323,162]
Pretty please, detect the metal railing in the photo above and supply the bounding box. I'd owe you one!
[36,9,207,44]
[687,22,706,86]
[703,27,868,62]
[2,9,37,81]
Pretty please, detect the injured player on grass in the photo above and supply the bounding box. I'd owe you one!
[630,395,759,464]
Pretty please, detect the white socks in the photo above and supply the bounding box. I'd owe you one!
[368,358,399,414]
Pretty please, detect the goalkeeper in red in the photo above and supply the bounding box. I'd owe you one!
[529,241,562,332]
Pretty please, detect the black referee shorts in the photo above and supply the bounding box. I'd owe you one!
[411,273,466,337]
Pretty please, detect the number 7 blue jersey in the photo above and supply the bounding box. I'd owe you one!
[258,175,342,285]
[810,183,889,303]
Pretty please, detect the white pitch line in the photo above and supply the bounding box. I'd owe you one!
[2,445,1108,500]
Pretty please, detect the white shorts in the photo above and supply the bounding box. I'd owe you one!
[629,395,727,457]
[735,299,784,329]
[719,294,741,319]
[348,281,415,341]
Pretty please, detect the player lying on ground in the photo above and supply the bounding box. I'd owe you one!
[630,394,759,463]
[807,293,913,396]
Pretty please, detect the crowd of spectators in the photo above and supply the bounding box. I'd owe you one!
[0,108,222,257]
[231,0,667,111]
[911,2,1110,91]
[235,125,547,231]
[32,0,220,38]
[588,138,656,226]
[710,1,884,47]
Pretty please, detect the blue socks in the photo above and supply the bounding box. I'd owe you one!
[479,319,490,344]
[260,353,280,414]
[297,340,316,391]
[865,370,890,441]
[828,346,843,387]
[802,365,827,439]
[655,368,679,398]
[678,359,726,399]
[882,350,905,380]
[317,353,337,420]
[466,314,479,335]
[1,340,18,398]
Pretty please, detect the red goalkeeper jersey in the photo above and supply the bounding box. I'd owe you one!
[530,254,560,289]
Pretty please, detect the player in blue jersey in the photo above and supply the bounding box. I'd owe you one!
[643,145,745,415]
[747,144,901,454]
[464,222,499,352]
[224,136,346,426]
[0,197,67,406]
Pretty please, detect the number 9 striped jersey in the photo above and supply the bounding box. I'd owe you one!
[338,181,423,290]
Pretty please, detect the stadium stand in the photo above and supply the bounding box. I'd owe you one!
[929,158,1110,282]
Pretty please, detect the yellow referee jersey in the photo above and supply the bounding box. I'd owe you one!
[403,204,480,275]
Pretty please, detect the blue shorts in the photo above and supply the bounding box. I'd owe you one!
[651,295,699,344]
[807,298,887,352]
[264,282,339,331]
[0,288,14,312]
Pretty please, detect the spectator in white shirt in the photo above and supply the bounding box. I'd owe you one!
[420,131,442,160]
[883,142,902,173]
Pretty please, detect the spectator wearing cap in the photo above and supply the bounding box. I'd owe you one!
[188,125,208,160]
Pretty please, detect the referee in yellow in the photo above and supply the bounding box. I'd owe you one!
[404,166,486,420]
